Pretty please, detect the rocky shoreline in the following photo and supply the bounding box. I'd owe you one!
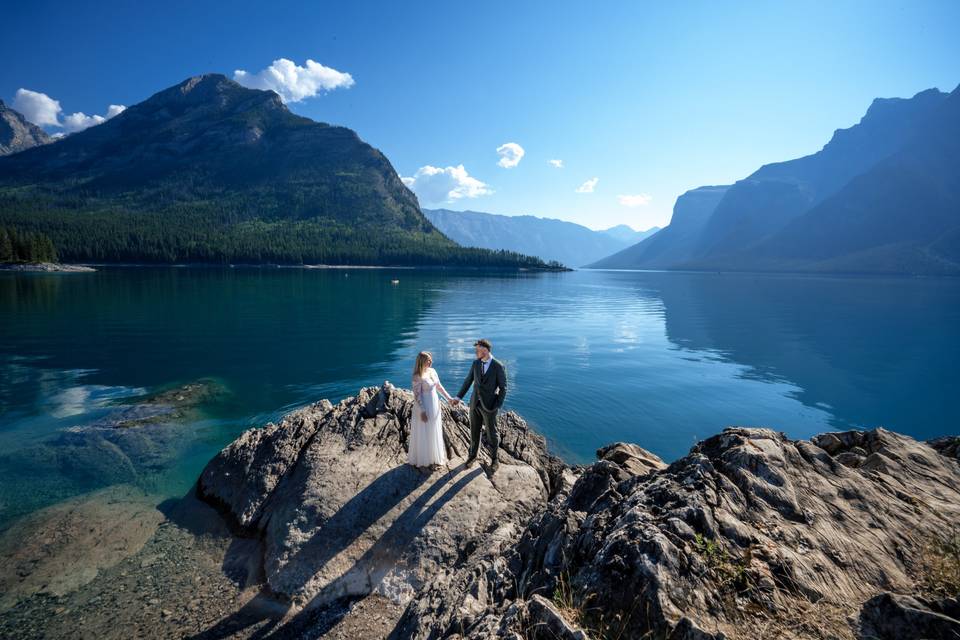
[1,382,958,639]
[0,262,96,272]
[194,383,960,639]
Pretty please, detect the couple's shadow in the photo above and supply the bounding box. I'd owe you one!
[170,459,483,639]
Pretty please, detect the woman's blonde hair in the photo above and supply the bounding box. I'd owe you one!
[413,351,432,378]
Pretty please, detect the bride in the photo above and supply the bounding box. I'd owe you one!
[409,351,452,469]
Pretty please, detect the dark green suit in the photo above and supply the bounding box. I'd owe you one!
[457,358,507,462]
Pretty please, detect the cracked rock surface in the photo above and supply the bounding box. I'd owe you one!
[198,382,566,612]
[198,385,960,639]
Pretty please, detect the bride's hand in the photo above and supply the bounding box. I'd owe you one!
[420,411,428,422]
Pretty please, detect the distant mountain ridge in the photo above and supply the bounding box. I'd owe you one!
[590,85,960,275]
[424,208,658,267]
[0,74,552,268]
[600,223,658,245]
[0,99,51,156]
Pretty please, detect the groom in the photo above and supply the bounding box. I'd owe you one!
[452,339,507,472]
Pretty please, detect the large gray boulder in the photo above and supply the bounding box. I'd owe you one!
[197,382,566,611]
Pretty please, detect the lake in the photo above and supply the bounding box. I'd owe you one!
[1,266,958,531]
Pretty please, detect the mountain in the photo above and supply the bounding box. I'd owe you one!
[742,85,960,273]
[695,88,949,261]
[590,186,729,269]
[423,208,658,267]
[0,99,51,156]
[600,223,660,245]
[0,75,552,268]
[589,85,960,275]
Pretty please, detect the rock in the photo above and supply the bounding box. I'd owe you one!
[0,485,162,611]
[89,378,227,429]
[596,442,666,477]
[0,99,51,156]
[0,379,226,526]
[525,594,589,639]
[198,398,333,531]
[929,435,960,460]
[195,386,960,639]
[858,592,960,639]
[0,262,95,272]
[399,426,960,639]
[811,432,843,455]
[197,382,565,613]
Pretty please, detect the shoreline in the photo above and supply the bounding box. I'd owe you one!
[0,262,96,273]
[0,383,958,638]
[16,262,571,272]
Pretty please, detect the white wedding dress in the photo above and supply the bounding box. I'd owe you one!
[408,368,449,467]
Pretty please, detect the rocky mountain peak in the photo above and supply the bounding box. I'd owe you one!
[129,72,287,119]
[0,99,52,156]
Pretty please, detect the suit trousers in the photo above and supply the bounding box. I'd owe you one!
[468,401,499,462]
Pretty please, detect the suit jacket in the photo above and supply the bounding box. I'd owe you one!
[457,358,507,413]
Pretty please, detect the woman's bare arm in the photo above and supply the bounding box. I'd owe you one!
[436,379,453,402]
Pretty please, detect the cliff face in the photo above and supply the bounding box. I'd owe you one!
[0,99,51,156]
[588,85,960,276]
[196,384,960,639]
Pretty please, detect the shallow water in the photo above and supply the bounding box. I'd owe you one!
[1,266,958,530]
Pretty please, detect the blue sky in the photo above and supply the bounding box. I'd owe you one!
[3,1,958,230]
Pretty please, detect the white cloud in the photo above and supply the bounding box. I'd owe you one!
[12,89,126,133]
[62,112,106,133]
[13,89,62,127]
[496,142,525,168]
[548,159,564,168]
[401,164,492,204]
[233,58,354,103]
[618,193,653,207]
[62,103,126,133]
[575,177,599,193]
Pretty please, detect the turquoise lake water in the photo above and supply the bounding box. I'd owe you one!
[1,266,958,530]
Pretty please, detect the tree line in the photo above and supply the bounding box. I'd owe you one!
[0,225,58,263]
[0,207,563,269]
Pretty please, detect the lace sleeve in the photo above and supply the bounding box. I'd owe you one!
[412,376,423,407]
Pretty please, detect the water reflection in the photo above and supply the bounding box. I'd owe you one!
[0,267,957,530]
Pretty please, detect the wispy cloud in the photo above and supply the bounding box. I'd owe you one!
[618,193,652,207]
[575,177,599,193]
[548,159,564,168]
[234,58,354,103]
[496,142,525,168]
[401,164,492,204]
[13,89,126,133]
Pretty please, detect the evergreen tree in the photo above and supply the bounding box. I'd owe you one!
[0,227,12,262]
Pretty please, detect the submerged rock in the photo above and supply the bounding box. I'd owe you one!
[0,484,162,611]
[0,378,226,526]
[196,386,960,639]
